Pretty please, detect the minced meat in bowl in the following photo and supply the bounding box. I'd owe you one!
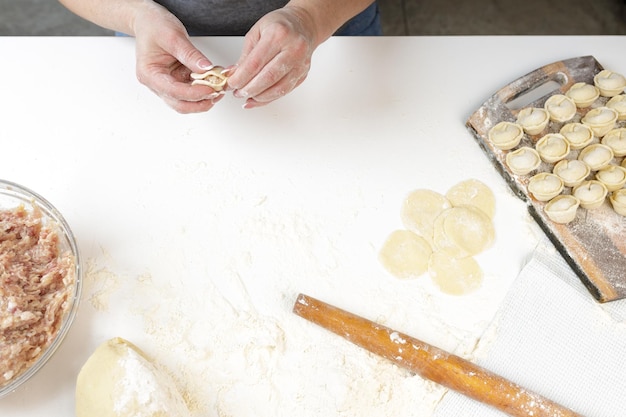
[0,180,81,397]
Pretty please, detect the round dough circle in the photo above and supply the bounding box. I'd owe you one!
[434,206,495,258]
[76,338,191,417]
[428,251,483,295]
[379,230,433,279]
[400,189,451,243]
[445,178,496,218]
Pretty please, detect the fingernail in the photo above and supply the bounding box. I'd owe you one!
[221,65,236,76]
[198,59,214,70]
[233,89,249,98]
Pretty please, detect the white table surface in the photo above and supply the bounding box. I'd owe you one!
[1,36,624,416]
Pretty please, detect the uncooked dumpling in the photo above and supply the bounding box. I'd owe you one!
[379,230,432,279]
[428,251,483,295]
[445,178,496,218]
[516,107,550,135]
[535,133,570,163]
[559,123,594,150]
[76,337,191,417]
[544,94,577,123]
[593,69,626,97]
[190,66,228,91]
[400,189,451,244]
[488,121,524,150]
[566,82,599,108]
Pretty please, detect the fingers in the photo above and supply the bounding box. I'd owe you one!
[227,8,315,108]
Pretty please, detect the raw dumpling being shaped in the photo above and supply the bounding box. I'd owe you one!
[190,66,228,91]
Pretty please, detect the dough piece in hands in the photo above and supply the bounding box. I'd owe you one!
[433,206,495,258]
[76,337,191,417]
[428,251,483,295]
[400,189,451,244]
[379,230,432,279]
[445,178,496,218]
[190,66,228,91]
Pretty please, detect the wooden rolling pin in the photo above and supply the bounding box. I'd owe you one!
[293,293,583,417]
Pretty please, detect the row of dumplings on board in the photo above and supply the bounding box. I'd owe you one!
[487,69,626,223]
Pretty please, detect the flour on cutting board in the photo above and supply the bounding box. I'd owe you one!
[81,160,539,417]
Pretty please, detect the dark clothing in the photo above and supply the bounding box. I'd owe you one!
[153,0,382,36]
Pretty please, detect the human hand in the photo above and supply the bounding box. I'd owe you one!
[132,2,225,113]
[226,6,319,109]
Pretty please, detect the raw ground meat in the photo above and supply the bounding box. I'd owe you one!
[0,205,76,387]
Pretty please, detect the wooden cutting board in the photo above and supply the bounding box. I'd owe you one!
[466,56,626,303]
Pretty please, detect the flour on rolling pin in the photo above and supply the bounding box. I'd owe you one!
[466,56,626,302]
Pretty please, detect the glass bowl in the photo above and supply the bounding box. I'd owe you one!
[0,179,82,398]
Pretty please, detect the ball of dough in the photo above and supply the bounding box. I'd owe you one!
[76,337,191,417]
[378,230,432,279]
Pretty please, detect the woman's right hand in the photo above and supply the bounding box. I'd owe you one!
[131,2,224,113]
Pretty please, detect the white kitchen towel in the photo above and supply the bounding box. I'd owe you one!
[432,238,626,417]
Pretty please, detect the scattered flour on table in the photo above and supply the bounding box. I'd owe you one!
[79,162,539,417]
